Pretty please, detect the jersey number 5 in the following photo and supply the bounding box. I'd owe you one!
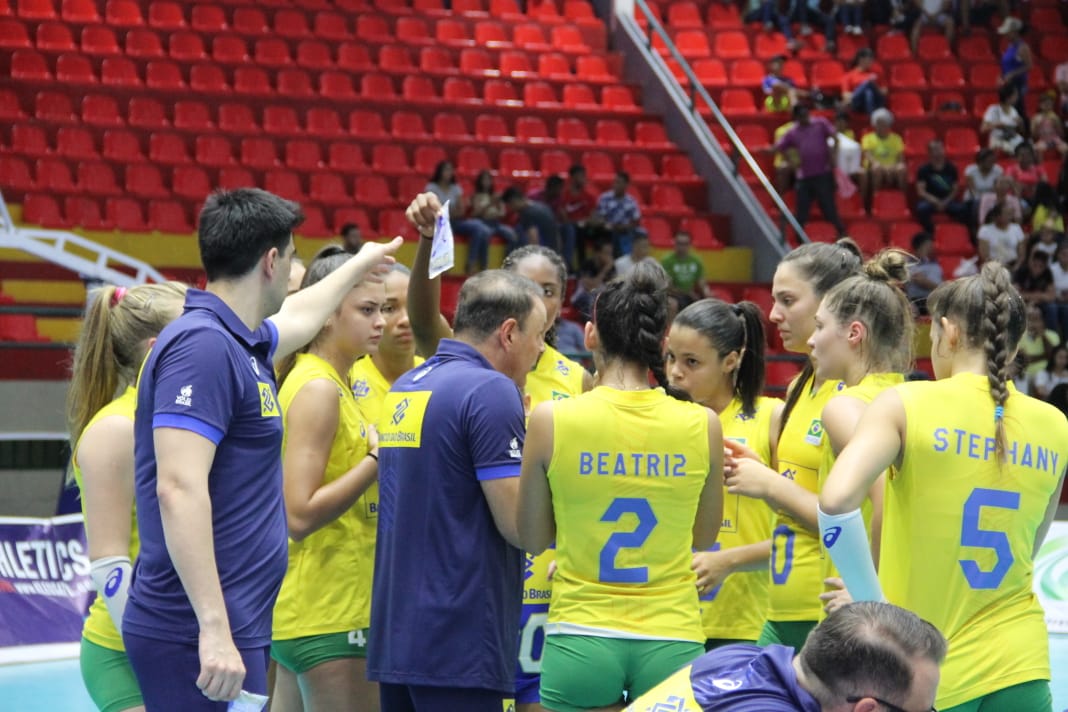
[959,487,1021,590]
[599,497,658,583]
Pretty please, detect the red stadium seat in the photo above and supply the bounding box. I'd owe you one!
[871,191,911,220]
[277,69,314,98]
[414,145,448,175]
[917,34,951,61]
[172,166,211,200]
[957,36,994,62]
[83,94,125,127]
[174,100,213,130]
[433,112,471,141]
[125,164,169,199]
[241,137,280,170]
[934,222,972,255]
[668,1,703,28]
[621,153,656,180]
[443,76,477,102]
[273,8,310,38]
[372,144,410,175]
[651,185,691,214]
[106,0,143,26]
[663,154,698,179]
[516,116,550,143]
[501,50,534,77]
[149,132,191,165]
[169,31,206,61]
[0,156,34,192]
[125,28,164,59]
[190,4,226,31]
[265,170,307,201]
[327,142,366,172]
[313,11,350,41]
[562,83,598,109]
[35,23,74,51]
[263,106,301,136]
[846,222,885,255]
[539,149,571,177]
[720,89,757,116]
[557,118,592,144]
[538,52,572,79]
[65,196,107,229]
[361,73,396,99]
[24,194,66,227]
[944,128,979,159]
[889,62,927,91]
[56,53,96,84]
[475,114,509,142]
[102,130,144,162]
[730,59,765,88]
[645,216,673,247]
[62,0,100,22]
[128,97,169,129]
[680,216,721,248]
[190,64,229,94]
[355,14,391,42]
[396,16,430,42]
[107,198,147,231]
[876,33,910,61]
[457,146,491,176]
[55,126,97,159]
[713,31,750,60]
[499,148,535,177]
[391,111,429,140]
[485,79,520,104]
[102,57,142,87]
[17,0,56,20]
[218,167,255,190]
[635,121,670,148]
[296,40,334,70]
[149,200,192,233]
[350,110,388,139]
[693,58,728,88]
[11,49,49,80]
[353,175,393,207]
[582,150,616,180]
[929,63,965,90]
[77,162,122,197]
[309,173,349,206]
[195,135,236,167]
[255,38,292,67]
[595,119,630,147]
[213,35,249,64]
[233,7,269,35]
[602,86,637,110]
[285,140,322,171]
[889,92,924,118]
[148,2,186,30]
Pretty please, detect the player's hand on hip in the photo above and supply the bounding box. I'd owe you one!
[196,628,246,702]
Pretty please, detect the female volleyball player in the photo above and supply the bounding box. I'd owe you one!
[67,281,188,712]
[666,298,782,649]
[518,262,724,711]
[270,246,385,712]
[820,262,1068,711]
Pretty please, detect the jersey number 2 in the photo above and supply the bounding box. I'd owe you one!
[959,487,1020,590]
[599,497,658,583]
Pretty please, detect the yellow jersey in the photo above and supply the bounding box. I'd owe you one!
[525,345,586,406]
[768,374,842,622]
[700,396,780,642]
[273,353,374,638]
[860,131,905,168]
[817,372,904,595]
[886,372,1068,709]
[73,387,138,652]
[546,387,711,642]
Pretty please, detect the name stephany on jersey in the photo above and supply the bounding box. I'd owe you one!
[578,451,689,477]
[933,427,1061,476]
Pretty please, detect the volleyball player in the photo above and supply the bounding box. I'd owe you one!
[666,299,782,649]
[270,247,386,712]
[723,242,861,649]
[820,262,1068,711]
[67,282,187,712]
[518,262,724,711]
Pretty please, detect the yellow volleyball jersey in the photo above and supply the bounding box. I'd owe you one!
[348,353,424,592]
[525,345,586,406]
[546,387,711,642]
[816,372,904,595]
[273,353,373,638]
[700,396,780,641]
[887,372,1068,709]
[767,375,842,622]
[73,387,139,652]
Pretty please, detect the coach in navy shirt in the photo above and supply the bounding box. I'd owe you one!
[124,188,400,710]
[370,268,548,712]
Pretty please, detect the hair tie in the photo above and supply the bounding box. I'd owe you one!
[994,405,1005,422]
[110,286,128,307]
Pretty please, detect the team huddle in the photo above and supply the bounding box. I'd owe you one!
[65,188,1067,712]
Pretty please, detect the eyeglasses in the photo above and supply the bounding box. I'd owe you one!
[846,695,937,712]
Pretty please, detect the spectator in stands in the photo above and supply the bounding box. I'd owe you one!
[981,85,1026,155]
[977,201,1026,268]
[1056,61,1068,114]
[425,161,493,275]
[742,0,785,32]
[1006,142,1048,207]
[914,139,969,233]
[786,0,839,55]
[571,239,616,321]
[834,110,863,192]
[959,0,1008,37]
[563,164,602,271]
[1051,242,1068,325]
[906,232,943,315]
[1019,303,1060,377]
[839,0,865,35]
[998,18,1033,120]
[964,148,1004,227]
[529,175,573,265]
[614,233,657,277]
[910,0,955,58]
[469,170,520,255]
[1013,245,1059,331]
[502,185,561,256]
[1033,344,1068,401]
[1031,183,1065,233]
[771,104,847,237]
[340,223,363,254]
[763,55,800,114]
[772,119,798,194]
[860,109,907,210]
[977,175,1023,225]
[596,171,643,257]
[840,49,887,115]
[1031,92,1068,159]
[660,231,708,305]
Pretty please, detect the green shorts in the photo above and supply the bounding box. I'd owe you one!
[80,637,143,712]
[704,637,755,652]
[539,634,703,712]
[940,679,1052,712]
[756,620,816,650]
[271,628,370,674]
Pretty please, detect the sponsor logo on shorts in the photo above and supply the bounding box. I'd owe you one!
[175,384,192,407]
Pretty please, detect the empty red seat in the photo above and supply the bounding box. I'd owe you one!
[693,58,728,88]
[125,164,169,199]
[929,62,964,89]
[904,126,936,157]
[0,20,30,50]
[524,81,559,106]
[475,114,509,142]
[320,71,356,99]
[890,62,927,90]
[551,24,588,53]
[102,130,143,161]
[62,0,100,22]
[233,7,269,35]
[651,185,691,214]
[419,45,457,75]
[576,55,613,81]
[713,31,750,59]
[810,60,844,88]
[24,194,66,227]
[562,83,598,108]
[305,108,345,138]
[720,89,757,116]
[17,0,55,20]
[582,150,616,180]
[285,139,322,170]
[402,75,437,102]
[0,156,34,192]
[557,117,592,144]
[56,53,96,84]
[32,90,70,122]
[255,38,292,67]
[944,127,978,158]
[460,47,494,74]
[957,36,994,62]
[396,16,430,42]
[190,64,229,94]
[149,132,191,164]
[934,223,971,255]
[263,106,300,135]
[391,111,429,139]
[327,142,366,171]
[668,1,703,28]
[148,2,186,30]
[77,161,121,196]
[889,91,924,118]
[106,0,143,26]
[662,154,698,179]
[516,116,550,143]
[36,22,74,50]
[149,200,192,233]
[871,191,910,220]
[83,94,125,127]
[273,8,310,38]
[218,167,255,190]
[968,63,1000,90]
[128,97,168,129]
[12,123,48,157]
[499,148,534,177]
[645,216,673,247]
[106,198,147,231]
[168,31,206,61]
[296,40,333,69]
[65,196,107,229]
[500,50,534,76]
[190,4,226,31]
[313,11,350,41]
[232,67,270,96]
[102,56,142,87]
[443,77,477,102]
[354,175,393,207]
[539,149,571,177]
[125,28,164,58]
[355,14,391,41]
[265,170,306,201]
[595,119,630,146]
[278,69,314,98]
[621,153,656,180]
[730,59,764,88]
[754,32,788,60]
[680,216,721,248]
[56,126,97,159]
[11,49,49,80]
[538,52,572,79]
[350,110,388,139]
[361,73,396,98]
[241,137,279,169]
[372,144,409,174]
[604,85,637,110]
[174,100,213,130]
[213,35,249,64]
[456,146,491,176]
[309,172,349,205]
[172,165,211,200]
[846,221,885,254]
[485,79,519,104]
[195,135,235,167]
[917,34,951,61]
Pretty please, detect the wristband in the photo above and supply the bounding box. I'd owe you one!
[368,452,378,462]
[817,505,884,603]
[90,556,133,633]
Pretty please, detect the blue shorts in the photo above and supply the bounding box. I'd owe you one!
[515,668,540,704]
[124,631,269,711]
[380,682,516,712]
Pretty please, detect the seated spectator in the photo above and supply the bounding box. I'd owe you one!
[1006,142,1048,206]
[614,233,657,277]
[905,232,944,315]
[1018,303,1060,377]
[981,85,1025,155]
[963,148,1003,226]
[914,139,969,232]
[839,0,864,35]
[834,110,863,192]
[1012,246,1059,331]
[1057,60,1068,114]
[1031,182,1065,233]
[742,0,786,33]
[910,0,955,57]
[596,172,643,256]
[1030,92,1068,159]
[563,164,603,271]
[501,185,560,254]
[840,48,887,115]
[1027,218,1064,260]
[774,0,837,54]
[763,55,800,114]
[571,239,616,321]
[1033,345,1068,400]
[528,175,571,262]
[339,222,363,254]
[771,104,847,237]
[998,18,1033,119]
[660,231,707,305]
[861,109,907,209]
[425,160,492,274]
[1051,243,1068,327]
[959,0,1007,36]
[773,119,798,194]
[977,175,1023,224]
[469,170,520,253]
[977,201,1026,268]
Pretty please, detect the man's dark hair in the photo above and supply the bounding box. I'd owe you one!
[452,270,541,342]
[198,188,303,281]
[799,602,947,706]
[568,164,586,178]
[545,175,565,191]
[911,232,933,251]
[340,222,360,236]
[615,171,630,184]
[501,186,525,204]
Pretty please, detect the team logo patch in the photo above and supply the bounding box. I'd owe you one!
[352,378,370,399]
[509,437,522,459]
[804,418,824,445]
[175,384,192,407]
[258,382,280,417]
[502,701,516,712]
[711,679,743,691]
[378,391,431,448]
[249,357,260,376]
[554,359,570,376]
[551,390,570,400]
[392,398,410,425]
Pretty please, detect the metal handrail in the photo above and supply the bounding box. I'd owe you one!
[628,0,809,246]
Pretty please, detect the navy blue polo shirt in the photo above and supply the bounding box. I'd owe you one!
[124,289,289,648]
[369,339,526,693]
[687,644,820,711]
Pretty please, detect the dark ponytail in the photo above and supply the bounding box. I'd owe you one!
[595,261,690,401]
[674,299,766,416]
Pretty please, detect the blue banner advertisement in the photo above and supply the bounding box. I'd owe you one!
[0,514,92,648]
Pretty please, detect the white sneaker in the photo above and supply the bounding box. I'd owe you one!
[852,25,864,34]
[800,24,813,35]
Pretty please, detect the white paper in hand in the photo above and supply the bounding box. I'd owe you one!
[428,201,455,279]
[227,691,269,712]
